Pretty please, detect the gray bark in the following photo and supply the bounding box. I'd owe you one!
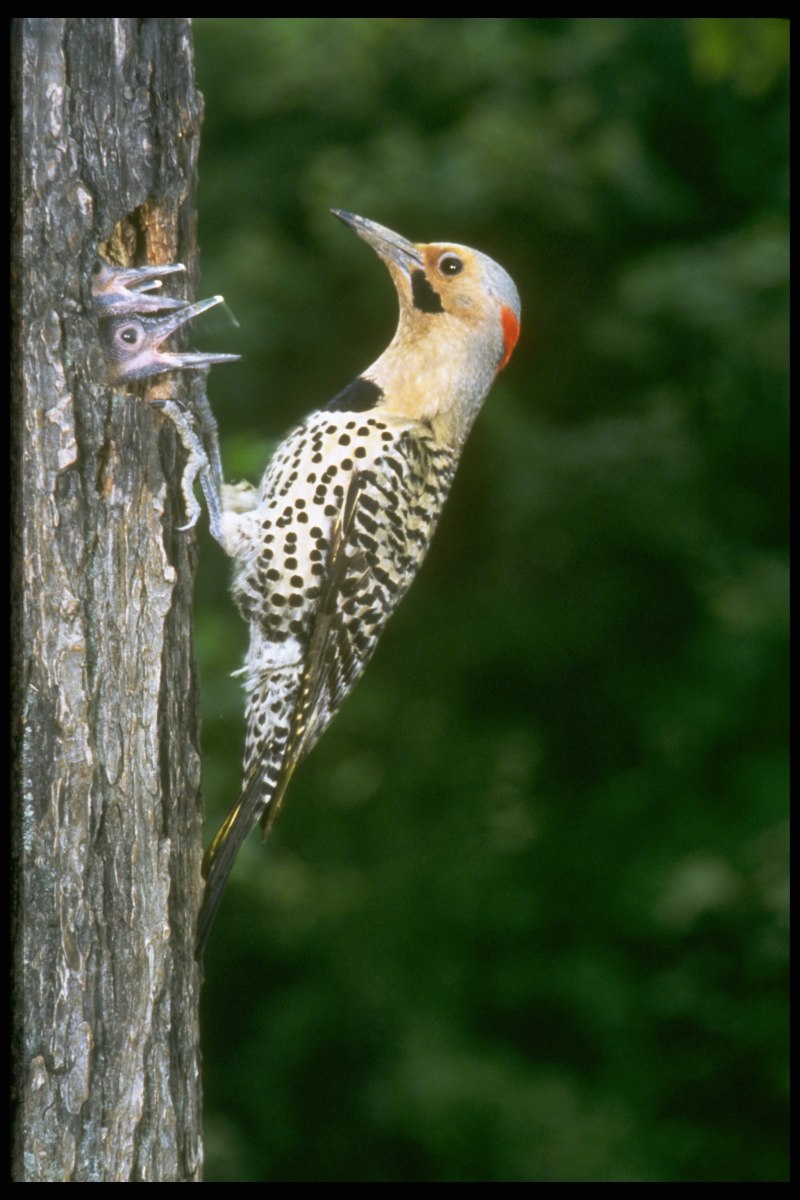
[13,18,208,1182]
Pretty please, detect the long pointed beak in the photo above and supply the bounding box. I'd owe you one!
[332,210,424,274]
[91,259,190,314]
[99,295,240,384]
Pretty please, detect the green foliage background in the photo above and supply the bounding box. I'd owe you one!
[191,18,787,1182]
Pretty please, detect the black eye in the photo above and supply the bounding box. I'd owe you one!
[438,253,464,277]
[118,324,141,345]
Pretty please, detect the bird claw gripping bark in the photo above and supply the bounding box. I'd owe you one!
[91,258,239,543]
[196,211,521,956]
[148,392,223,536]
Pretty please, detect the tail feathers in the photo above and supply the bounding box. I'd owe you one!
[196,773,266,959]
[196,759,298,959]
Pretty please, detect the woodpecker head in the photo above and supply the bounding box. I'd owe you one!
[332,210,520,440]
[97,295,240,385]
[91,258,190,315]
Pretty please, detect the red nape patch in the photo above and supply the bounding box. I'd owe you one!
[497,305,520,372]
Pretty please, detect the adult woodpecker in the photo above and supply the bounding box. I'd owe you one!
[197,211,520,954]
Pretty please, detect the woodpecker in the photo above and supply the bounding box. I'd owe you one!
[91,259,190,316]
[197,210,520,954]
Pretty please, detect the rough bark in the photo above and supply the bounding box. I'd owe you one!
[13,18,208,1182]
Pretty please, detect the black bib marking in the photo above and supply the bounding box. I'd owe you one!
[325,376,384,413]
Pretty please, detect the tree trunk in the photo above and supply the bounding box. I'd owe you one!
[13,18,207,1182]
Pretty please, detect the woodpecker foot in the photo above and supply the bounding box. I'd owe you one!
[149,398,225,544]
[190,371,225,496]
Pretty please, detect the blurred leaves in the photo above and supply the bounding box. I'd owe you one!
[193,17,787,1183]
